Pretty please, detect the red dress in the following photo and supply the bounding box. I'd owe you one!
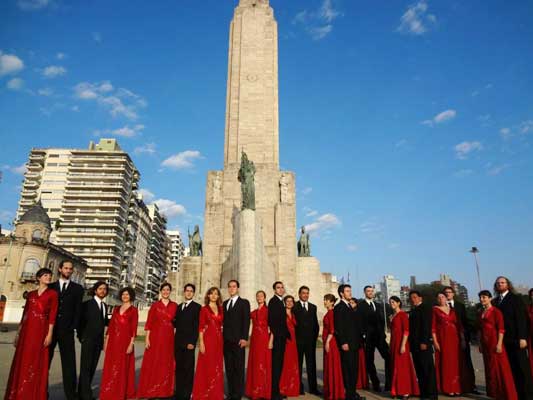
[4,289,58,400]
[432,306,462,394]
[280,312,300,397]
[479,307,518,400]
[323,309,345,400]
[390,311,420,397]
[357,347,368,390]
[192,305,224,400]
[245,305,272,400]
[99,306,138,400]
[137,300,178,398]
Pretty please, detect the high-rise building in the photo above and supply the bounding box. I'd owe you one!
[400,285,411,310]
[381,274,401,301]
[166,230,186,273]
[439,273,452,287]
[410,275,417,288]
[145,204,168,303]
[16,138,139,298]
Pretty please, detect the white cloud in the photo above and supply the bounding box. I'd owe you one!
[138,188,155,203]
[487,163,509,176]
[134,142,156,155]
[17,0,49,10]
[302,187,313,195]
[454,141,483,160]
[3,163,27,175]
[397,1,436,35]
[305,213,341,235]
[359,220,384,234]
[346,244,359,252]
[0,52,24,76]
[153,199,187,218]
[7,78,24,90]
[454,169,474,178]
[93,124,144,138]
[519,120,533,134]
[38,87,53,96]
[71,105,79,112]
[73,81,146,120]
[293,0,341,40]
[92,32,103,43]
[0,210,15,224]
[43,65,66,78]
[500,127,511,140]
[422,109,456,127]
[56,52,66,60]
[306,209,318,217]
[161,150,203,170]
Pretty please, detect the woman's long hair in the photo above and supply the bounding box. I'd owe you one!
[204,286,222,307]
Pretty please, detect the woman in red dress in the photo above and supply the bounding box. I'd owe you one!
[389,296,419,399]
[4,268,58,400]
[192,286,224,400]
[137,282,178,399]
[279,295,300,397]
[245,290,272,400]
[478,290,518,400]
[432,292,462,396]
[349,298,368,390]
[100,287,138,400]
[323,294,345,400]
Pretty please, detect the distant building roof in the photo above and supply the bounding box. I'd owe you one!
[19,200,51,229]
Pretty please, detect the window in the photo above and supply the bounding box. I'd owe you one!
[32,230,42,239]
[21,258,40,280]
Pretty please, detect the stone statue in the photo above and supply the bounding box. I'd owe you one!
[279,173,289,203]
[238,151,256,210]
[188,225,203,256]
[297,225,311,257]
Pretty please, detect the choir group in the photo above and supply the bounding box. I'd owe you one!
[4,258,533,400]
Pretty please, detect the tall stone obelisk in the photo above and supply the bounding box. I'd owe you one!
[175,0,338,307]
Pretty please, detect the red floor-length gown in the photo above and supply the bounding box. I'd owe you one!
[99,306,138,400]
[528,304,533,380]
[192,305,224,400]
[390,310,420,397]
[137,300,178,398]
[357,347,368,390]
[245,305,272,400]
[4,289,58,400]
[479,306,518,400]
[432,306,462,395]
[322,308,345,400]
[280,312,300,397]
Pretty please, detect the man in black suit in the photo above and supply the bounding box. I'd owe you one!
[408,290,437,400]
[293,285,320,395]
[78,281,109,400]
[358,285,391,392]
[49,259,84,400]
[174,283,201,400]
[334,284,365,400]
[493,276,533,400]
[268,281,289,400]
[443,285,477,393]
[223,280,251,400]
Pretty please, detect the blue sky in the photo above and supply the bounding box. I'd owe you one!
[1,0,533,297]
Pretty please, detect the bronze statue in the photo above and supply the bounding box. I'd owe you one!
[238,151,256,210]
[297,225,311,257]
[188,225,203,256]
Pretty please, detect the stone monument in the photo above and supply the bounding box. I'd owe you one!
[174,0,338,309]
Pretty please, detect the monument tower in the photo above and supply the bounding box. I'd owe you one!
[176,0,337,305]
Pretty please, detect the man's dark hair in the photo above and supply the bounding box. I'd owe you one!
[58,259,73,270]
[337,284,351,296]
[118,286,136,303]
[273,281,283,290]
[298,285,310,294]
[228,279,240,288]
[478,290,492,298]
[184,283,196,293]
[363,285,373,292]
[443,286,455,293]
[529,288,533,299]
[89,280,109,296]
[493,276,515,294]
[409,290,422,297]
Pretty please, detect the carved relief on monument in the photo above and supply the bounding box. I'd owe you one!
[279,172,294,204]
[211,171,223,203]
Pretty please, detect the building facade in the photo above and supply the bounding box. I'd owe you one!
[166,230,186,273]
[145,204,168,303]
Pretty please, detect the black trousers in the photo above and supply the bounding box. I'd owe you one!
[339,347,360,400]
[411,350,437,399]
[297,339,318,393]
[224,341,245,400]
[49,329,77,400]
[78,338,102,400]
[463,341,477,391]
[365,335,391,390]
[271,336,286,400]
[504,343,533,400]
[175,347,196,400]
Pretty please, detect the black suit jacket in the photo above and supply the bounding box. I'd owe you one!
[223,296,251,343]
[174,300,201,349]
[334,300,362,350]
[49,280,84,332]
[494,292,529,344]
[293,301,319,345]
[77,298,108,348]
[268,295,289,340]
[358,299,386,341]
[409,302,433,352]
[451,301,471,341]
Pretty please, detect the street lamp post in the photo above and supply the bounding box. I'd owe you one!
[470,246,482,292]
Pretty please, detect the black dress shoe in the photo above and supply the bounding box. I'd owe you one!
[372,385,382,392]
[310,390,322,396]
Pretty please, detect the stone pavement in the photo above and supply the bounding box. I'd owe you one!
[0,325,489,399]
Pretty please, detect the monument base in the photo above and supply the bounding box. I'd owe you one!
[170,256,203,303]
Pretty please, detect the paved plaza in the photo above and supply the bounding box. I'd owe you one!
[0,324,490,400]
